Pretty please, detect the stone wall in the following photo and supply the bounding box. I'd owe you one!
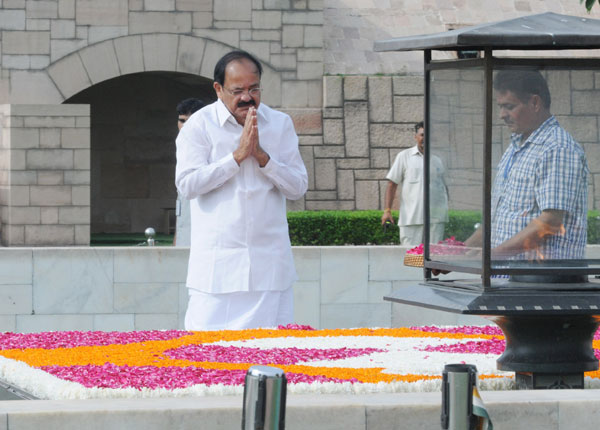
[0,245,488,333]
[293,74,423,211]
[0,1,327,236]
[323,0,600,75]
[0,0,324,109]
[0,104,90,246]
[1,2,600,241]
[555,70,600,210]
[303,68,600,213]
[429,68,600,212]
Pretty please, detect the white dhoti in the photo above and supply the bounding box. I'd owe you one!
[184,287,294,331]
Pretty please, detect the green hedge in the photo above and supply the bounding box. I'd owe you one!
[443,210,481,242]
[91,233,174,246]
[589,210,600,244]
[287,211,399,246]
[287,210,600,245]
[91,210,600,246]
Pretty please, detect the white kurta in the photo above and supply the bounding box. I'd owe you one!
[174,192,191,246]
[175,99,308,294]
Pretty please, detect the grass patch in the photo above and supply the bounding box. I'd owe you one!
[91,233,174,246]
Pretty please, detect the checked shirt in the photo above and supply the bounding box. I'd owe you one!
[491,116,588,260]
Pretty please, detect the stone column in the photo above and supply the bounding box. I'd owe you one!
[0,104,90,246]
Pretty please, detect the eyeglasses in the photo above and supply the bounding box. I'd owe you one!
[223,87,262,98]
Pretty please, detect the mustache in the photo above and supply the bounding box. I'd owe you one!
[237,100,256,108]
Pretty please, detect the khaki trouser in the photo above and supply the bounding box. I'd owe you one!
[399,223,445,246]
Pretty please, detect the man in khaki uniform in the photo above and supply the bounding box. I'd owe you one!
[381,121,448,245]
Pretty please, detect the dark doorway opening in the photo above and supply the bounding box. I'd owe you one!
[66,71,216,234]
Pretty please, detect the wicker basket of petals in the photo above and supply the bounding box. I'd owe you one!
[404,237,466,267]
[403,252,425,267]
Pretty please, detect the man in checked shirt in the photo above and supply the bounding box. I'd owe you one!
[465,70,588,261]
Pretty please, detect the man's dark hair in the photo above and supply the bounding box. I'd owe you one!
[494,70,551,109]
[213,50,263,86]
[414,121,424,133]
[176,98,203,116]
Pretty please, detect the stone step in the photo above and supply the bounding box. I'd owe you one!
[0,390,596,429]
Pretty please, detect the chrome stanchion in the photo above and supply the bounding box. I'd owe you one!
[441,363,493,430]
[145,227,155,246]
[441,364,477,430]
[242,365,286,430]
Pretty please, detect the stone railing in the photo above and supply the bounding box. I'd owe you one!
[0,245,493,333]
[6,244,600,333]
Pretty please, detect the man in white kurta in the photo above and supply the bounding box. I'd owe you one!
[381,122,448,245]
[174,98,203,247]
[175,51,308,330]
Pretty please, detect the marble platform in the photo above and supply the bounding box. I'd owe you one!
[1,246,599,428]
[0,390,598,430]
[0,245,495,333]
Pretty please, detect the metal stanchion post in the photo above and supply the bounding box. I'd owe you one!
[242,365,286,430]
[145,227,155,246]
[441,364,477,430]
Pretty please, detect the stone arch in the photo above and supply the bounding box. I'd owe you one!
[37,34,286,235]
[45,34,282,107]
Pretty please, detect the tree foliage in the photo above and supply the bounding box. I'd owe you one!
[583,0,600,12]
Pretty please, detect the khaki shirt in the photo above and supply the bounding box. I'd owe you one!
[386,145,448,226]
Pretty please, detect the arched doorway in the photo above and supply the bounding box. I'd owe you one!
[0,35,283,245]
[66,71,216,233]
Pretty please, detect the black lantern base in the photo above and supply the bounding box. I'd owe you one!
[491,314,599,373]
[385,283,600,389]
[515,372,583,389]
[490,314,599,389]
